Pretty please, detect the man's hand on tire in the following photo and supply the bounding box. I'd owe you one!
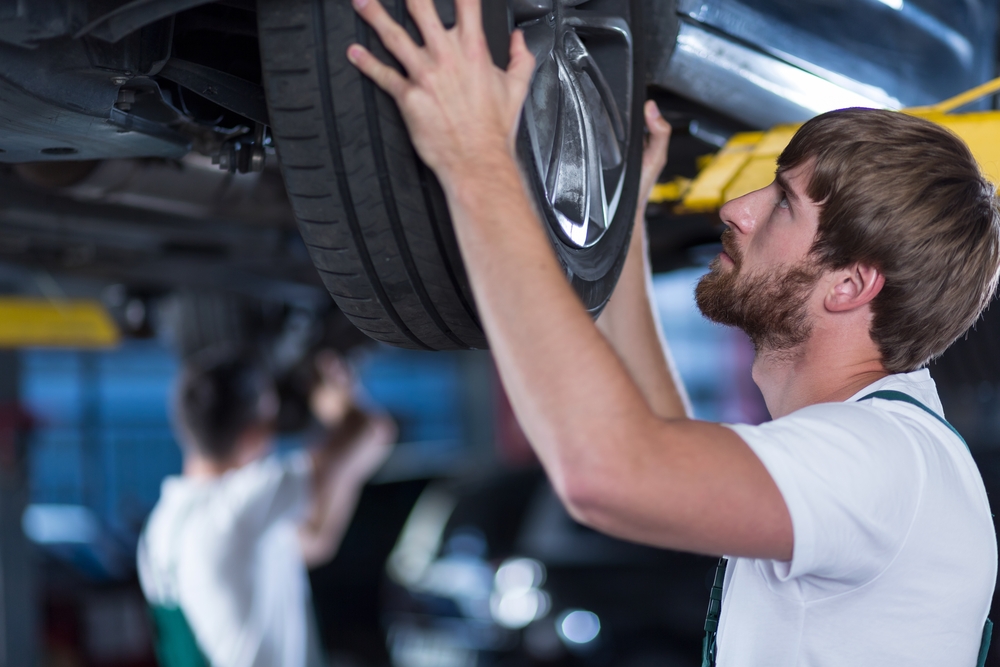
[348,0,535,184]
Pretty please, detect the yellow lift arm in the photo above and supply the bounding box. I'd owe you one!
[0,298,119,348]
[652,77,1000,213]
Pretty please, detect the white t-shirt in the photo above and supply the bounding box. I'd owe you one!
[721,369,996,666]
[138,451,326,667]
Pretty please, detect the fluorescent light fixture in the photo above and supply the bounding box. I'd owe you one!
[22,504,100,544]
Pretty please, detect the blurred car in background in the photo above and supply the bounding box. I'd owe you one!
[381,471,717,667]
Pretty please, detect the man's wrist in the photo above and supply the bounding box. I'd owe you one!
[437,145,521,209]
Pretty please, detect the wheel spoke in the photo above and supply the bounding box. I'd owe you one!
[549,56,590,246]
[511,0,553,21]
[522,19,556,64]
[564,33,625,142]
[581,74,608,240]
[564,30,623,168]
[563,16,632,139]
[526,51,560,183]
[522,21,558,182]
[587,128,608,238]
[562,12,631,41]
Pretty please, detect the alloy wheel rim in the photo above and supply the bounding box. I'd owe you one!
[516,0,633,249]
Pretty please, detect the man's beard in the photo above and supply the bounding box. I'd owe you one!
[695,229,821,355]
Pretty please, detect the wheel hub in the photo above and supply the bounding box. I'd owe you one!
[516,0,633,248]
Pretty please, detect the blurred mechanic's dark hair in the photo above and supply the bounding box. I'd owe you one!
[778,107,1000,373]
[172,347,277,462]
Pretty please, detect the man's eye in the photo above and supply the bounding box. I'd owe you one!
[777,193,790,209]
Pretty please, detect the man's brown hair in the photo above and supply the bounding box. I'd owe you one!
[777,107,1000,373]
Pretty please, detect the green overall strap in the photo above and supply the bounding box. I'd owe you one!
[148,604,210,667]
[857,389,991,667]
[143,498,210,667]
[856,390,968,449]
[979,619,993,667]
[701,557,728,667]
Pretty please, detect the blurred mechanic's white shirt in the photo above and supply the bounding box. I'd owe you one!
[720,369,996,666]
[138,450,325,667]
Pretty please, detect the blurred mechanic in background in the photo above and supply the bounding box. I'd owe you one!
[138,347,396,667]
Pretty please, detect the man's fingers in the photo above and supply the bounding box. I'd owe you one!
[638,100,671,198]
[455,0,483,40]
[405,0,446,45]
[643,100,671,164]
[352,0,424,71]
[506,30,536,100]
[347,44,410,99]
[644,100,671,141]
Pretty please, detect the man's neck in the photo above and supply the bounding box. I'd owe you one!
[752,336,890,419]
[181,428,273,479]
[183,453,237,479]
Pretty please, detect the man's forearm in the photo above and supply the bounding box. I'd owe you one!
[299,409,392,567]
[438,158,792,559]
[299,465,366,568]
[440,155,661,496]
[299,410,365,566]
[597,209,692,420]
[346,3,793,559]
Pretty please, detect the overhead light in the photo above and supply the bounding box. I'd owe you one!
[490,557,550,629]
[494,558,545,593]
[878,0,903,10]
[22,504,100,544]
[557,609,601,645]
[490,588,551,629]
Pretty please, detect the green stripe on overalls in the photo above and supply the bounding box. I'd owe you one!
[143,497,209,667]
[148,603,209,667]
[700,390,992,667]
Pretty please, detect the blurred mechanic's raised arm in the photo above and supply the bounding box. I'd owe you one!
[298,353,395,567]
[597,102,692,421]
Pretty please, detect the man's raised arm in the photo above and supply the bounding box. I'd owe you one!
[298,353,395,567]
[346,0,791,561]
[597,102,692,421]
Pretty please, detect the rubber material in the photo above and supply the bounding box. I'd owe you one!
[258,0,643,350]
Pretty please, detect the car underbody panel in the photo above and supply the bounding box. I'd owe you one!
[0,0,997,322]
[650,0,998,128]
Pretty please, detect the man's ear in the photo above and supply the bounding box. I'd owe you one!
[824,263,884,313]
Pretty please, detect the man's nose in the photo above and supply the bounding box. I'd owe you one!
[719,186,769,236]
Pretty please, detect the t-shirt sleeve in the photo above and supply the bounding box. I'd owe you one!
[213,449,314,534]
[726,403,925,588]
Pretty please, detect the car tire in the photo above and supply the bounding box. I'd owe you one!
[258,0,644,350]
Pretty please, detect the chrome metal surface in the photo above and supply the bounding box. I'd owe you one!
[657,21,899,129]
[519,0,633,248]
[668,0,997,111]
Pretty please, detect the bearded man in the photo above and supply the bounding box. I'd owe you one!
[345,0,999,663]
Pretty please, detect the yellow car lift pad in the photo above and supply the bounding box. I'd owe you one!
[652,76,1000,213]
[0,298,119,348]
